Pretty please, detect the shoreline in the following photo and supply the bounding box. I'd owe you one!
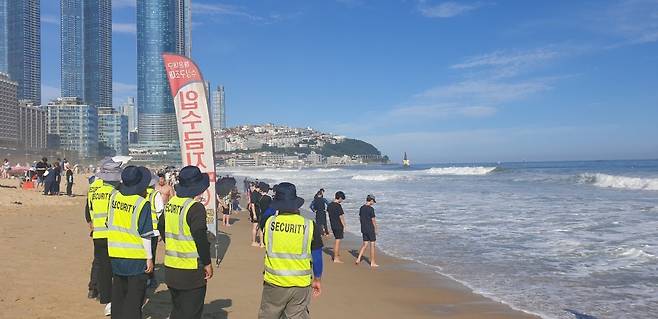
[0,179,540,318]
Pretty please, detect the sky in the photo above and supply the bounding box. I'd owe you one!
[40,0,658,163]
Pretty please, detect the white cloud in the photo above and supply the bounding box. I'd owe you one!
[415,79,552,104]
[418,1,485,18]
[41,15,59,25]
[193,3,263,21]
[606,0,658,44]
[112,22,136,34]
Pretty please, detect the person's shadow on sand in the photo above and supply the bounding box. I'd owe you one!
[142,290,232,319]
[208,230,231,266]
[348,249,370,264]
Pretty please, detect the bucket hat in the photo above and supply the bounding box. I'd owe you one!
[269,182,304,212]
[119,166,151,196]
[174,166,210,198]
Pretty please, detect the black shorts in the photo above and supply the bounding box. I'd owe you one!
[362,231,376,242]
[222,207,230,215]
[332,227,344,240]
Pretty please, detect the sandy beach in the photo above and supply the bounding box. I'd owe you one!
[0,179,539,319]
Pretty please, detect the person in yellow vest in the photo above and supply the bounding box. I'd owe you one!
[157,165,213,319]
[258,182,324,319]
[107,165,154,319]
[146,174,165,288]
[84,158,122,316]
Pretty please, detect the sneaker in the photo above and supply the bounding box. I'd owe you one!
[104,303,111,316]
[87,290,99,299]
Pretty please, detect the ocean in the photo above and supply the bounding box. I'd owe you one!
[223,160,658,319]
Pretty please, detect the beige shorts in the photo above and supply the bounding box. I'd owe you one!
[258,283,311,319]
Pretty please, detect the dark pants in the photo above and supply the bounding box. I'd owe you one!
[112,274,147,319]
[315,211,329,235]
[43,181,52,194]
[66,182,73,195]
[54,180,60,194]
[93,239,113,304]
[169,285,207,319]
[149,238,158,279]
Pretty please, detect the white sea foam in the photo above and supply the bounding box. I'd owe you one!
[425,166,498,176]
[617,248,656,260]
[314,168,341,172]
[351,174,405,181]
[579,173,658,191]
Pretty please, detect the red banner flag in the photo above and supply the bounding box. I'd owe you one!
[162,53,218,235]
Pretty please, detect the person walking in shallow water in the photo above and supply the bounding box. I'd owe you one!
[356,195,379,268]
[327,191,347,263]
[311,189,330,237]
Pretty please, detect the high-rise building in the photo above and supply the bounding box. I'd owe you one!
[98,107,128,156]
[60,0,84,98]
[0,72,18,150]
[174,0,191,57]
[137,0,177,149]
[47,97,98,159]
[121,97,137,133]
[0,0,7,73]
[5,0,40,104]
[212,85,226,130]
[18,100,46,151]
[83,0,112,108]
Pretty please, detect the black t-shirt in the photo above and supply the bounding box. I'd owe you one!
[312,196,327,212]
[250,191,261,206]
[359,205,376,233]
[327,202,344,229]
[257,194,272,218]
[66,169,73,183]
[35,161,47,176]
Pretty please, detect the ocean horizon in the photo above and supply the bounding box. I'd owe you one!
[224,159,658,319]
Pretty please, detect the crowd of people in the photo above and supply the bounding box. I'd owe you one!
[242,178,380,267]
[79,158,380,318]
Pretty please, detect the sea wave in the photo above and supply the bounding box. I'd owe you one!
[351,174,405,181]
[314,168,341,172]
[579,173,658,191]
[425,166,498,176]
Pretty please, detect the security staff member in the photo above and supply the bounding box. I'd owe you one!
[146,176,165,287]
[158,166,213,319]
[85,158,123,316]
[107,166,154,319]
[258,182,324,319]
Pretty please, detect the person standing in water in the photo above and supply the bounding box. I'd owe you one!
[327,191,347,263]
[355,195,379,268]
[311,189,330,237]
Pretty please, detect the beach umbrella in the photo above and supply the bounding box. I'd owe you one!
[216,177,236,197]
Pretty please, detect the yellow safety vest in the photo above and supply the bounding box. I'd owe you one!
[87,178,104,209]
[146,188,161,231]
[164,196,200,269]
[107,192,148,259]
[90,184,116,239]
[263,214,314,287]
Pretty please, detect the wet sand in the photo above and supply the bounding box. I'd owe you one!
[0,179,539,318]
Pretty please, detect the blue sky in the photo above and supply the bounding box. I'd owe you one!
[40,0,658,163]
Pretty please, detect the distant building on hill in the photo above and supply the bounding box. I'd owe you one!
[47,97,98,159]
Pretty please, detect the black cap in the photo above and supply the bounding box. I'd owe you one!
[366,194,376,203]
[335,191,346,200]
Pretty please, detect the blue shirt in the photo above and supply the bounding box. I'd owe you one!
[110,204,153,276]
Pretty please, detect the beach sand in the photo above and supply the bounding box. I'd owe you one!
[0,179,539,319]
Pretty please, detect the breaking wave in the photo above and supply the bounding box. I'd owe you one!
[351,174,405,181]
[579,173,658,191]
[425,166,498,176]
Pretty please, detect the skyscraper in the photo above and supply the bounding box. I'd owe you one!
[0,0,7,73]
[5,0,40,104]
[83,0,112,108]
[0,72,18,149]
[212,85,226,130]
[137,0,177,148]
[174,0,191,57]
[61,0,84,98]
[98,107,128,156]
[121,97,137,133]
